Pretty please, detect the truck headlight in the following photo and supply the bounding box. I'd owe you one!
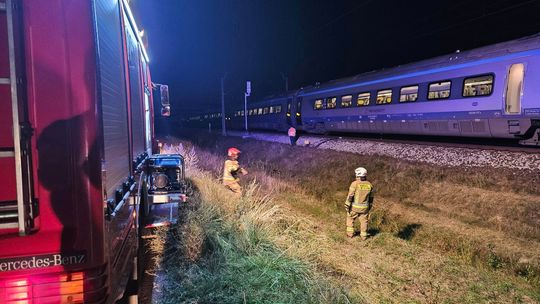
[153,173,169,189]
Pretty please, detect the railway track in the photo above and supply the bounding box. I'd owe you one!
[229,130,540,171]
[309,132,540,154]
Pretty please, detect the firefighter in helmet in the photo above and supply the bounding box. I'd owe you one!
[223,147,248,196]
[344,167,374,239]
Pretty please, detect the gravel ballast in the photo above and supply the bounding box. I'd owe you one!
[229,131,540,171]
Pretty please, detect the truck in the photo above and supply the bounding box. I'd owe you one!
[0,0,182,303]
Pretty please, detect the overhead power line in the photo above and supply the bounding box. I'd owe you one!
[411,0,540,39]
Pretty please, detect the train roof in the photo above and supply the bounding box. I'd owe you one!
[299,33,540,96]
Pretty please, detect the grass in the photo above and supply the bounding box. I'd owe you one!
[149,144,352,303]
[160,131,540,303]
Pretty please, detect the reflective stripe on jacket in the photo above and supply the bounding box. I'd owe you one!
[223,159,240,182]
[345,180,374,210]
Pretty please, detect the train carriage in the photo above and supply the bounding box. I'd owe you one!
[196,34,540,146]
[299,34,540,145]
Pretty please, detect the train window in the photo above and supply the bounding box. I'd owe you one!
[270,106,275,114]
[428,81,451,100]
[248,109,253,116]
[263,107,269,114]
[463,74,493,97]
[326,97,337,109]
[505,64,524,114]
[258,108,263,115]
[276,105,282,113]
[399,85,418,102]
[376,89,392,104]
[314,99,324,110]
[341,95,352,107]
[357,92,370,106]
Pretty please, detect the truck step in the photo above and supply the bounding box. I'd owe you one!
[144,202,179,229]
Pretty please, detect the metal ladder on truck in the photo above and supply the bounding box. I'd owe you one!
[0,0,35,235]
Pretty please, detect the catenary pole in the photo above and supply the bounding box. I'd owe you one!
[221,74,227,136]
[244,93,248,132]
[245,81,251,132]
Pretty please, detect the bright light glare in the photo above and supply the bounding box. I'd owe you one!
[122,0,150,62]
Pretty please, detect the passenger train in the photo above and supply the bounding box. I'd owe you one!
[190,34,540,145]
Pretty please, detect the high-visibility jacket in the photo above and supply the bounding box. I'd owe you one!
[345,180,374,212]
[223,159,241,182]
[288,127,296,137]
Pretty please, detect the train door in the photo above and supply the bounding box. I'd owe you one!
[295,97,303,127]
[286,98,292,125]
[0,0,36,236]
[504,63,524,115]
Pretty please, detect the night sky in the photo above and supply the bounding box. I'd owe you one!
[134,0,540,118]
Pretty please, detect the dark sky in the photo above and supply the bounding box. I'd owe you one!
[134,0,540,117]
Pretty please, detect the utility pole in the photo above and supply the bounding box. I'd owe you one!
[221,74,227,136]
[245,81,251,133]
[281,72,289,92]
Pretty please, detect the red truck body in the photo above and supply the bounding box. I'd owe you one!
[0,0,155,302]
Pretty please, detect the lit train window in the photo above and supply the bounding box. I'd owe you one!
[376,89,392,104]
[241,110,244,116]
[428,81,451,100]
[314,99,324,110]
[276,105,282,113]
[326,97,337,109]
[248,109,253,116]
[357,92,370,106]
[341,95,352,107]
[270,106,275,113]
[399,85,418,102]
[258,108,263,115]
[463,74,493,97]
[263,107,269,114]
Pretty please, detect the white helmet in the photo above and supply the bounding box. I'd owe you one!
[355,167,367,177]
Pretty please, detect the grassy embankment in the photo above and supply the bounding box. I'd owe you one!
[163,132,540,303]
[148,144,354,304]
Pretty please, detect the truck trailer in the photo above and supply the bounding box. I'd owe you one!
[0,0,178,303]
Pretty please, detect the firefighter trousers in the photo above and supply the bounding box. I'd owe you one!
[346,209,369,238]
[223,180,242,197]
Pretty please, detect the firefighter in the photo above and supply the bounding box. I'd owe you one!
[344,167,374,239]
[223,147,248,196]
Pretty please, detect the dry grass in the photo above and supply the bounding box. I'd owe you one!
[162,132,540,303]
[148,143,352,303]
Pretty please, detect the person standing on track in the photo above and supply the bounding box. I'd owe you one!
[223,147,248,196]
[288,126,297,146]
[344,167,374,240]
